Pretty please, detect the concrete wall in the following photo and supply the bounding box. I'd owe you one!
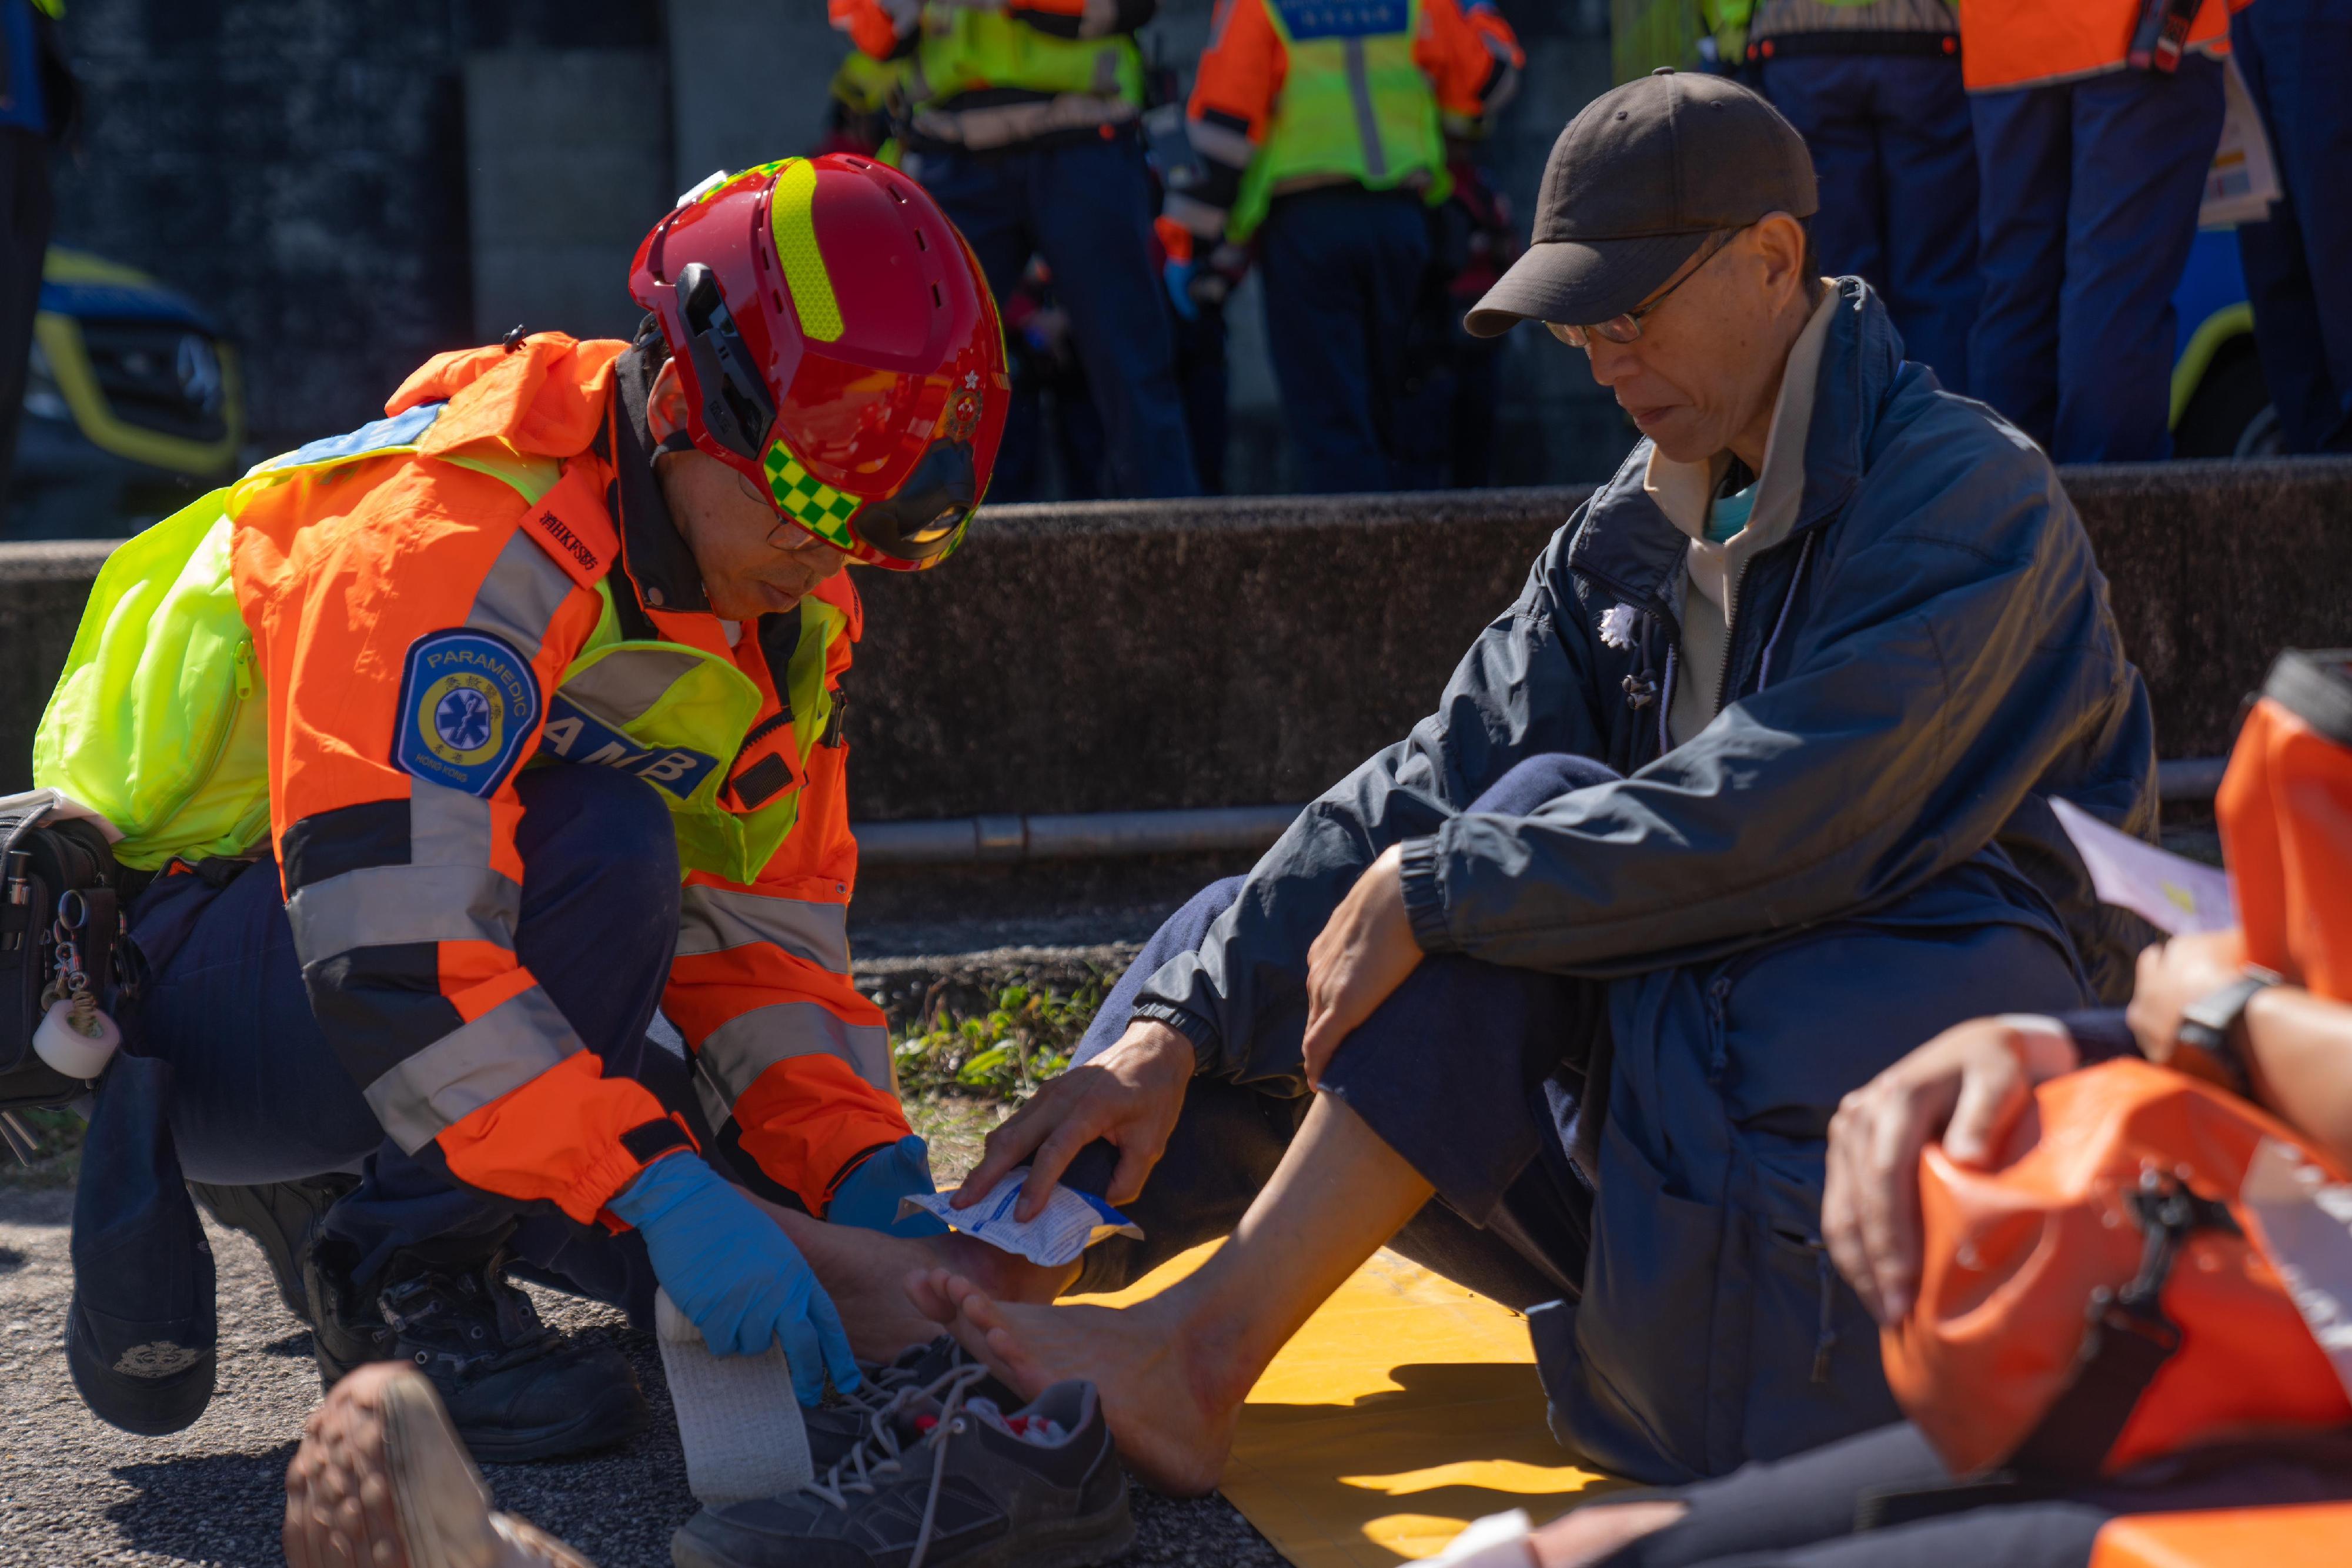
[463,48,671,346]
[47,1,667,453]
[6,460,2348,813]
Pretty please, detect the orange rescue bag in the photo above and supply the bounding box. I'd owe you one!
[1885,650,2352,1479]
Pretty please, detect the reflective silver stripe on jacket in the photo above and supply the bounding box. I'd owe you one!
[288,862,520,958]
[698,1001,894,1106]
[365,985,583,1152]
[1184,117,1255,170]
[908,92,1139,152]
[676,885,851,975]
[560,648,702,724]
[410,777,496,872]
[1344,37,1388,182]
[466,530,578,662]
[1752,0,1954,39]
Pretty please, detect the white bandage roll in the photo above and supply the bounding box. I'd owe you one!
[654,1288,815,1505]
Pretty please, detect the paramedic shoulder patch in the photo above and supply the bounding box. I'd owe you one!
[393,629,540,797]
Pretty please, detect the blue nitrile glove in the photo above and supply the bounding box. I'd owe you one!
[827,1134,948,1239]
[607,1154,861,1405]
[1163,257,1199,322]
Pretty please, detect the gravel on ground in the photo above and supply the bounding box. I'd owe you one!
[0,1170,1285,1567]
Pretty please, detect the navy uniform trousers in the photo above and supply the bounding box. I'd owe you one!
[125,764,683,1319]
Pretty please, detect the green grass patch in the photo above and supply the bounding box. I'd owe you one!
[0,1107,85,1188]
[891,980,1102,1101]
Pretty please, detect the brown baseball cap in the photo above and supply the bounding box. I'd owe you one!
[1465,68,1818,339]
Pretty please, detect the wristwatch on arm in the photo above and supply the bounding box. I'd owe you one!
[2172,966,2284,1099]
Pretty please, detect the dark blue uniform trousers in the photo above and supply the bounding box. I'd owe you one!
[1967,56,2226,462]
[1759,54,1979,394]
[126,765,681,1319]
[2231,0,2352,455]
[1058,753,1614,1306]
[907,133,1201,502]
[1258,184,1436,496]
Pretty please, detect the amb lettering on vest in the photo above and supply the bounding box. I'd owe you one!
[538,692,721,801]
[1231,0,1448,243]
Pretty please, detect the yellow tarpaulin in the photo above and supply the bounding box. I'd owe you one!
[1073,1246,1628,1566]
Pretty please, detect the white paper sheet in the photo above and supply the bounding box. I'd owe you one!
[2049,796,2235,935]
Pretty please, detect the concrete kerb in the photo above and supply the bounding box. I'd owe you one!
[4,459,2349,833]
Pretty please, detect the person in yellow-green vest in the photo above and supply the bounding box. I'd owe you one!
[0,0,74,510]
[1163,0,1520,494]
[829,0,1201,501]
[29,156,1051,1466]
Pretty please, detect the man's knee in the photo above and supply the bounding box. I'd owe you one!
[1469,754,1621,817]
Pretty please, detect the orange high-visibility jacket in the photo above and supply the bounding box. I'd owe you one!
[1960,0,2242,92]
[230,335,910,1226]
[1161,0,1520,253]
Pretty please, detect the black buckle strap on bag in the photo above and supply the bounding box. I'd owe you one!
[2128,0,2203,73]
[0,790,128,1134]
[2008,1172,2238,1481]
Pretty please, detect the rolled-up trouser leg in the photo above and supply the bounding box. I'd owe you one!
[1064,753,1620,1301]
[132,764,684,1313]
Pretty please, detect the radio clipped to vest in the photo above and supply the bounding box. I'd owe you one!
[0,790,132,1160]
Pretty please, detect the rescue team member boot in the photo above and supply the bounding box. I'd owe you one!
[306,1240,648,1465]
[193,1172,647,1462]
[28,153,1012,1460]
[671,1365,1132,1568]
[285,1362,594,1568]
[190,1174,358,1321]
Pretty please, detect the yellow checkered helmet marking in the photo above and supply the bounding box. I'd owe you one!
[762,440,862,550]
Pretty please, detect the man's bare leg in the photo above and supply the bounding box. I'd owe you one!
[910,1092,1436,1495]
[745,1193,1081,1363]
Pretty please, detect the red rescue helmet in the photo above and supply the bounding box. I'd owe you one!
[629,154,1007,571]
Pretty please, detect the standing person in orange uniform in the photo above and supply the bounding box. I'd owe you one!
[35,154,1022,1459]
[1962,0,2241,461]
[1161,0,1522,494]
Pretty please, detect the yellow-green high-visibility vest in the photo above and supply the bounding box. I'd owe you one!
[34,410,845,887]
[1228,0,1449,244]
[908,7,1144,111]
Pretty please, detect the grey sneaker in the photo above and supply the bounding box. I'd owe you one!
[671,1365,1132,1568]
[804,1336,1018,1471]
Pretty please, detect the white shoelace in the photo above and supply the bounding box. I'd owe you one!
[800,1362,995,1568]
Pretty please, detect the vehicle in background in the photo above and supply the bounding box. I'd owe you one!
[5,246,244,539]
[2170,226,2281,460]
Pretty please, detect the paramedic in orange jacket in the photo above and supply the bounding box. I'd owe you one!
[1962,0,2241,460]
[122,155,1010,1461]
[1159,0,1520,492]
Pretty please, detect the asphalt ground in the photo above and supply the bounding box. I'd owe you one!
[0,1185,1287,1567]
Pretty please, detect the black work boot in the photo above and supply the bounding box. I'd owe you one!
[307,1243,650,1464]
[189,1174,358,1323]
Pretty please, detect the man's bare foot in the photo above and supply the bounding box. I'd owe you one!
[283,1363,594,1568]
[748,1196,1078,1364]
[915,1269,1244,1497]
